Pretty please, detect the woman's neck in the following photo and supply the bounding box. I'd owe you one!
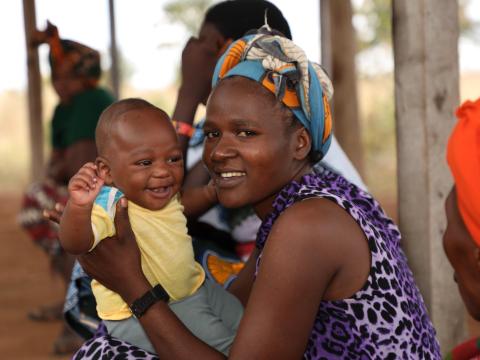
[253,163,312,220]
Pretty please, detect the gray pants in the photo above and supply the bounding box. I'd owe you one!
[105,280,243,355]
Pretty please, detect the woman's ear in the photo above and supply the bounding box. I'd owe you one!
[293,127,312,161]
[95,157,113,185]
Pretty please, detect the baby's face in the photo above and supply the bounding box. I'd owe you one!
[106,108,184,211]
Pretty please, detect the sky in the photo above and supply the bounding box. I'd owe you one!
[1,0,479,92]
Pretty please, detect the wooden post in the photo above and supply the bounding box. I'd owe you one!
[393,0,466,351]
[320,0,332,75]
[108,0,120,99]
[328,0,363,174]
[22,0,44,181]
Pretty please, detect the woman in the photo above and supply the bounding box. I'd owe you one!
[18,21,114,353]
[176,0,366,261]
[69,28,439,359]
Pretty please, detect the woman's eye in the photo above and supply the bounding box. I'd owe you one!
[136,160,152,166]
[237,130,256,137]
[205,131,219,139]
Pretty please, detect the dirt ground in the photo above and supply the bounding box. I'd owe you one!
[0,192,73,359]
[1,191,480,359]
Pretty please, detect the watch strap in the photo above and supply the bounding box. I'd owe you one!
[129,284,170,318]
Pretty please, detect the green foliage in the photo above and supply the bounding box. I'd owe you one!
[354,0,391,52]
[354,0,479,52]
[163,0,213,35]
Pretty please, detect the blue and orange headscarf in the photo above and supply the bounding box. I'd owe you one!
[212,25,334,160]
[447,98,480,246]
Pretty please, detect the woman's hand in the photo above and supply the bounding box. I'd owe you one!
[78,198,151,304]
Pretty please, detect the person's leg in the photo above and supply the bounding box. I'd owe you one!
[169,282,243,355]
[105,317,156,354]
[203,279,243,332]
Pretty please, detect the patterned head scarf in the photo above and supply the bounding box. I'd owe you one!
[447,98,480,246]
[33,21,101,86]
[211,25,333,160]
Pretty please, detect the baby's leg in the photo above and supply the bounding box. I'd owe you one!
[104,317,156,354]
[203,279,244,332]
[169,281,243,355]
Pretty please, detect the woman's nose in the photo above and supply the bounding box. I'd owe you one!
[209,136,237,162]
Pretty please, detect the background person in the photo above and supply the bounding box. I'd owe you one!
[17,21,115,354]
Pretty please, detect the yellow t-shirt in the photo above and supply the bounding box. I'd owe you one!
[90,186,205,320]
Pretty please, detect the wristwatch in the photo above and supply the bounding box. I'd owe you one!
[129,284,170,318]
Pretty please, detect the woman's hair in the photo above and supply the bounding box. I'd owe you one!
[204,0,292,40]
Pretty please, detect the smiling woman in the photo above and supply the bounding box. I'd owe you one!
[72,28,441,359]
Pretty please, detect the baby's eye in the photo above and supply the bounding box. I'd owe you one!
[136,160,152,166]
[237,129,256,137]
[167,156,183,164]
[204,130,220,139]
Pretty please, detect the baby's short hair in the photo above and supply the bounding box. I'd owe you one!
[96,98,169,155]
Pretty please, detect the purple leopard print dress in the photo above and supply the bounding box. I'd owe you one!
[255,168,441,359]
[73,168,441,359]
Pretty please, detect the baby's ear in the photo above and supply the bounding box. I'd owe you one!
[95,157,113,185]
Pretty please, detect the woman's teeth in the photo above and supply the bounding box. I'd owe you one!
[220,172,245,178]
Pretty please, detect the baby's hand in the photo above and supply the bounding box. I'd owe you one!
[68,162,104,207]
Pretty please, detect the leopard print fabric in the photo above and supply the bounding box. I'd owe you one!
[256,167,441,359]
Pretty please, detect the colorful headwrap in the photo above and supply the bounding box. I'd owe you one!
[447,98,480,246]
[212,25,334,159]
[33,21,101,85]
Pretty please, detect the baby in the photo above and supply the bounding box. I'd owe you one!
[59,98,243,354]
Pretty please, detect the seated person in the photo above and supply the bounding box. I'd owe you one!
[444,97,480,320]
[18,21,114,354]
[59,99,243,355]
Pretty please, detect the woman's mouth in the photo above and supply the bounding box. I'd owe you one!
[214,171,246,188]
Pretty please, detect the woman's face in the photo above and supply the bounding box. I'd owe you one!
[203,77,310,218]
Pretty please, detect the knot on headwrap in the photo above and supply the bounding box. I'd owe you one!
[33,21,101,85]
[212,25,333,160]
[447,98,480,246]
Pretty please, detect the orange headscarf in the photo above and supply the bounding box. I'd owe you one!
[447,98,480,246]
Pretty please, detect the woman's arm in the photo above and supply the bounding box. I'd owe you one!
[79,198,368,359]
[180,182,217,218]
[64,139,97,180]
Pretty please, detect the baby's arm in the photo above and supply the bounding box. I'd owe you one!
[59,162,104,255]
[181,181,217,218]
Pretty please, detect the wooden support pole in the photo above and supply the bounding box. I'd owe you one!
[393,0,466,351]
[22,0,44,181]
[328,0,363,174]
[320,0,332,74]
[109,0,120,99]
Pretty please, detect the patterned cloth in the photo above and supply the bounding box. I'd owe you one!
[447,98,480,246]
[18,180,68,255]
[255,166,441,359]
[212,25,333,159]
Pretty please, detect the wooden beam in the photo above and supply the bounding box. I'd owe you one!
[108,0,120,99]
[393,0,466,351]
[22,0,44,181]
